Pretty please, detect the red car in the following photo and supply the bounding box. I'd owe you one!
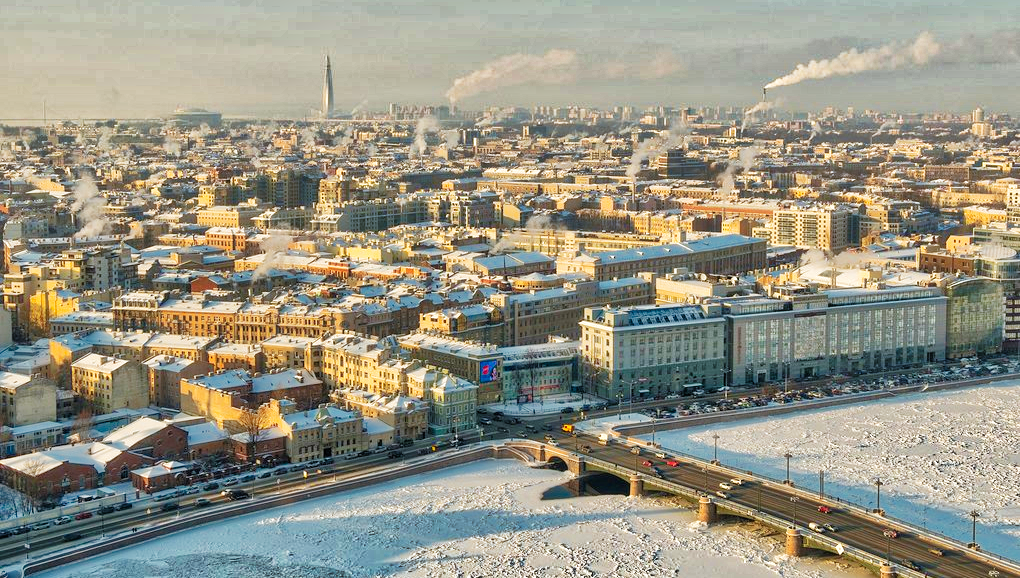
[74,511,93,520]
[666,459,681,467]
[641,460,654,467]
[818,505,832,514]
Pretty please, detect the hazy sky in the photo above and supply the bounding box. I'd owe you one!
[2,0,1017,119]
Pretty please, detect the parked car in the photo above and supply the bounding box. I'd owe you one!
[221,478,239,487]
[387,451,403,459]
[194,498,212,508]
[29,521,51,531]
[74,512,93,521]
[257,471,272,479]
[223,489,249,501]
[478,418,492,425]
[400,439,414,447]
[96,505,115,515]
[54,516,73,526]
[560,407,574,414]
[114,502,133,511]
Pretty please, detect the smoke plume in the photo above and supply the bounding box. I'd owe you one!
[807,121,823,144]
[741,100,776,132]
[162,137,182,157]
[252,234,292,281]
[440,129,459,149]
[872,120,899,139]
[716,146,759,196]
[765,32,940,89]
[97,127,114,151]
[624,118,690,179]
[446,50,578,104]
[71,173,111,239]
[410,116,440,157]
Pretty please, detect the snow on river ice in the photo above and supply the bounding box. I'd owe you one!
[39,460,868,578]
[643,381,1020,560]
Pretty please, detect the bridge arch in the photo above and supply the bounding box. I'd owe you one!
[546,456,568,472]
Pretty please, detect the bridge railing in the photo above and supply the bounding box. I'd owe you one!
[512,439,1020,577]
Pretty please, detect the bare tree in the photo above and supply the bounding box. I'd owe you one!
[14,457,48,511]
[236,406,272,464]
[70,407,94,443]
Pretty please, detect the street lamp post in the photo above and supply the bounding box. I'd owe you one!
[969,510,980,548]
[757,484,762,512]
[783,452,793,485]
[789,496,800,529]
[712,433,720,463]
[874,478,883,512]
[702,467,709,494]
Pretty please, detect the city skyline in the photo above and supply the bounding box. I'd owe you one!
[2,1,1019,119]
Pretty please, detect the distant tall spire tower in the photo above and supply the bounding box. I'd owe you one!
[322,54,335,118]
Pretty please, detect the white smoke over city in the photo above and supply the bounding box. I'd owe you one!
[716,146,759,196]
[446,48,685,104]
[624,118,689,179]
[764,31,940,89]
[446,49,577,104]
[741,99,777,132]
[97,127,114,151]
[440,129,459,149]
[188,123,212,139]
[410,116,440,157]
[162,136,182,157]
[252,234,292,281]
[491,213,564,254]
[807,121,823,143]
[70,172,111,239]
[349,99,369,116]
[872,119,899,139]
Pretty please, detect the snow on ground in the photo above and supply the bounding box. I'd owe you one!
[483,393,603,417]
[576,412,654,436]
[38,460,868,578]
[642,381,1020,560]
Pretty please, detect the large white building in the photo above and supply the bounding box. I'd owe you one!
[725,285,946,386]
[580,304,725,401]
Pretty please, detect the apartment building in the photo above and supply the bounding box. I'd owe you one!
[0,372,57,426]
[556,234,766,281]
[767,206,853,252]
[489,277,652,346]
[71,353,150,413]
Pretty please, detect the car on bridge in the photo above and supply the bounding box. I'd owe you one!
[715,491,730,499]
[641,460,653,467]
[729,478,744,485]
[817,505,832,514]
[883,529,899,539]
[666,459,681,467]
[629,447,641,455]
[823,523,837,532]
[718,483,733,490]
[579,445,592,454]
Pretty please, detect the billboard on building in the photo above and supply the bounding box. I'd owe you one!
[479,359,499,383]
